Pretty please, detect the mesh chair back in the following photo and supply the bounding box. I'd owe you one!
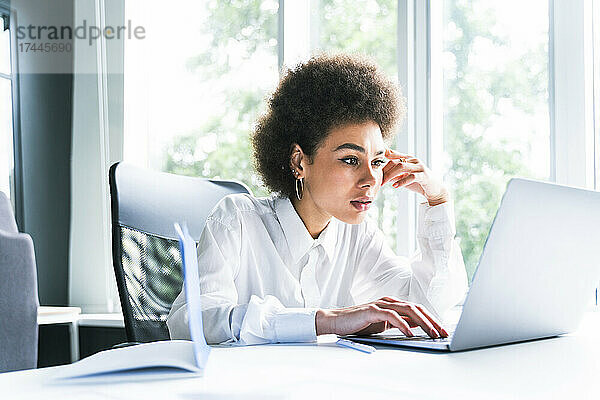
[109,162,250,342]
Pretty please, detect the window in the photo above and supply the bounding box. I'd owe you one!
[123,1,554,279]
[0,11,14,208]
[433,0,551,281]
[123,0,404,250]
[312,0,400,251]
[123,0,279,198]
[107,0,595,314]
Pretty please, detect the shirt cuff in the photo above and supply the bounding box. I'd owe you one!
[273,307,318,343]
[417,200,456,238]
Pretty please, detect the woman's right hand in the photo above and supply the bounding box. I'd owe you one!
[315,296,448,338]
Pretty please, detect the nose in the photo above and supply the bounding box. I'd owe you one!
[359,163,378,189]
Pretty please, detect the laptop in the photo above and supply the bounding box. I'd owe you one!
[343,178,600,351]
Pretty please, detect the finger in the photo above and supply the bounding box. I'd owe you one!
[379,302,438,338]
[371,303,420,336]
[384,311,414,336]
[385,148,413,159]
[376,298,419,327]
[382,166,408,186]
[391,172,411,184]
[387,159,423,174]
[382,163,407,185]
[402,316,418,328]
[392,174,416,188]
[415,304,448,337]
[382,157,406,177]
[368,305,413,337]
[382,158,397,176]
[378,296,404,303]
[404,305,440,338]
[386,151,422,166]
[383,163,423,186]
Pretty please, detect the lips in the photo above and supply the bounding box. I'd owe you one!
[350,198,372,211]
[351,196,373,203]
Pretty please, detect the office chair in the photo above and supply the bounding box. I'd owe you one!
[0,191,39,372]
[109,162,251,343]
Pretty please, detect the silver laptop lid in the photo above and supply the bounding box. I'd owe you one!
[450,178,600,351]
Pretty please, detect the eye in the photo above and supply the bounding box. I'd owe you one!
[372,159,387,168]
[340,157,387,168]
[340,157,359,166]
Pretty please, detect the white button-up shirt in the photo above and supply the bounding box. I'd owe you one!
[167,193,468,345]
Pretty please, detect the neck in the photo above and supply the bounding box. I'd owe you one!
[290,194,331,239]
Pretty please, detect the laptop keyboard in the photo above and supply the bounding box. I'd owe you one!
[366,334,452,342]
[345,327,455,342]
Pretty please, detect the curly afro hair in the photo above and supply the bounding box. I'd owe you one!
[251,52,406,199]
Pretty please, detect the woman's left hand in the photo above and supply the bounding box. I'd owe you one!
[382,148,449,206]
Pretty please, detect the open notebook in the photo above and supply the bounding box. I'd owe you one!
[54,223,210,379]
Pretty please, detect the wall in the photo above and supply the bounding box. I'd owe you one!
[10,0,75,305]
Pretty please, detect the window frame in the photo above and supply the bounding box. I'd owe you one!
[0,3,23,228]
[69,0,122,313]
[592,0,600,192]
[550,0,597,306]
[549,0,595,189]
[593,0,600,305]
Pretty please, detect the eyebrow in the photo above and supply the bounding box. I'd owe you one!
[332,143,385,156]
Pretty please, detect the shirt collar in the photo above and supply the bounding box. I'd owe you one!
[273,195,337,264]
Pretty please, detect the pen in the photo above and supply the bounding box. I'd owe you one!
[336,338,376,354]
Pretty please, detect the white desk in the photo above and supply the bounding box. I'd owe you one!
[78,313,125,329]
[37,306,81,363]
[6,311,599,399]
[37,308,125,363]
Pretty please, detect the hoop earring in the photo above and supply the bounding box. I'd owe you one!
[295,177,304,200]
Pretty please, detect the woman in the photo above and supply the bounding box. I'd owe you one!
[167,53,468,345]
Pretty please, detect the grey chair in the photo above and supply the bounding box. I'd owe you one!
[0,191,39,372]
[109,162,251,343]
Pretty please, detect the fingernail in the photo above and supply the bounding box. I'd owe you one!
[441,328,449,337]
[431,329,439,338]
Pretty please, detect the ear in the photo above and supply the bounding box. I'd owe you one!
[289,143,306,176]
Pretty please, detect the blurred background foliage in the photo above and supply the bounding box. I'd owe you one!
[443,0,547,279]
[162,0,548,282]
